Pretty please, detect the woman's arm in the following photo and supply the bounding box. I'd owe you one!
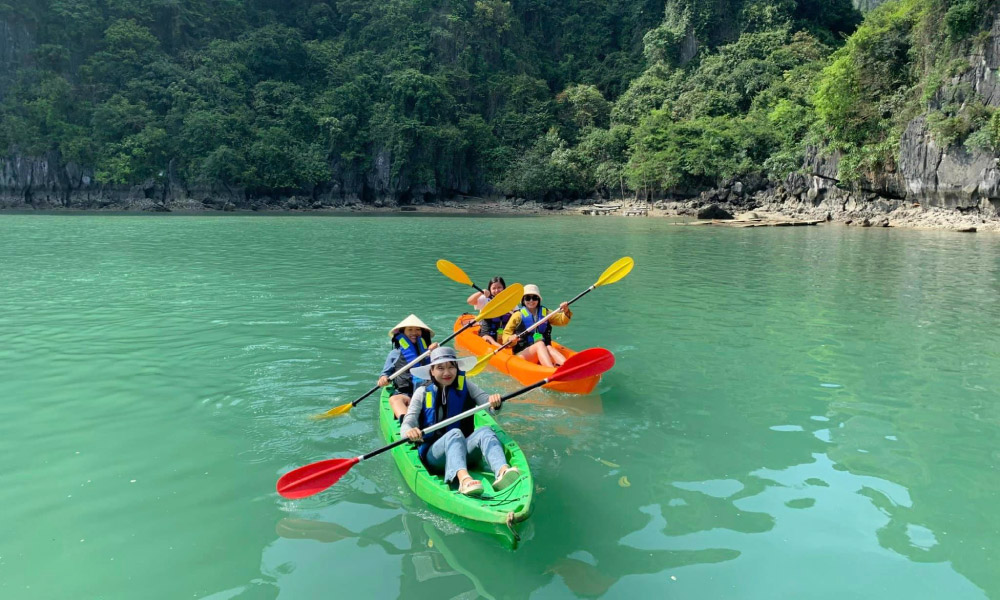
[466,291,483,307]
[400,386,425,435]
[501,311,522,344]
[549,304,572,326]
[381,348,401,376]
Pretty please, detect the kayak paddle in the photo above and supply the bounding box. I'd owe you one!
[311,283,524,420]
[279,347,615,499]
[437,259,484,293]
[466,257,634,376]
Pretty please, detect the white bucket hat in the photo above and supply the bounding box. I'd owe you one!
[411,347,477,380]
[522,284,542,302]
[389,314,435,339]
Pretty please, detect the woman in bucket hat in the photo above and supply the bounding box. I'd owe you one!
[501,284,572,367]
[379,314,438,419]
[401,346,521,496]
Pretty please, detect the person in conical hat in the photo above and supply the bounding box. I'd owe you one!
[401,347,521,496]
[379,314,438,418]
[501,284,572,367]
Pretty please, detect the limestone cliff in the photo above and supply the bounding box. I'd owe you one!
[853,0,891,13]
[753,4,1000,226]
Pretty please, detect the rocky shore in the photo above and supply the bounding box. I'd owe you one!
[648,175,1000,232]
[2,186,998,232]
[2,152,999,231]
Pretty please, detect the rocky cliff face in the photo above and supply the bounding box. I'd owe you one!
[896,6,1000,209]
[0,151,205,210]
[751,5,1000,226]
[0,148,476,211]
[853,0,891,14]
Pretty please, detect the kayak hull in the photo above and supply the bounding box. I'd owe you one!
[378,387,533,528]
[453,314,601,395]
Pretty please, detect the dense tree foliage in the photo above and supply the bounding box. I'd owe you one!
[0,0,993,201]
[811,0,996,181]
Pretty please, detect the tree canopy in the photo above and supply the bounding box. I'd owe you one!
[0,0,993,201]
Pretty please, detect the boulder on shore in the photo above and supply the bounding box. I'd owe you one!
[697,204,734,220]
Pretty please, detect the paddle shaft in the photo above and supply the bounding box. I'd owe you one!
[353,320,478,407]
[283,347,612,497]
[356,379,548,463]
[327,284,521,416]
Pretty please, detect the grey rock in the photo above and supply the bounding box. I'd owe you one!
[697,204,733,220]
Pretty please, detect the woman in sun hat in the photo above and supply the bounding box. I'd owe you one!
[401,346,521,496]
[501,284,572,367]
[379,314,439,419]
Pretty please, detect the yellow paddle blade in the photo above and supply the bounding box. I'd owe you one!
[476,283,522,321]
[465,352,493,377]
[595,257,634,287]
[436,259,473,287]
[311,402,353,420]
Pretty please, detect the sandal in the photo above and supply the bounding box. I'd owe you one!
[492,466,521,491]
[458,477,484,497]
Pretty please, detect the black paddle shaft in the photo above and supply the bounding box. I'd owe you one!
[361,379,547,462]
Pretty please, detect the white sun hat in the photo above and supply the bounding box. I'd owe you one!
[411,347,477,380]
[521,284,542,302]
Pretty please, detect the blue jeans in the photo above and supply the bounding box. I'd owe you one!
[425,426,509,483]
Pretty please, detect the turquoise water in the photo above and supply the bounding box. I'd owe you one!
[1,214,998,599]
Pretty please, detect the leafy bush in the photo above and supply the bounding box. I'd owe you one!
[945,0,981,40]
[812,0,928,180]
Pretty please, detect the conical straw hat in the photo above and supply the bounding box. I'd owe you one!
[389,314,435,338]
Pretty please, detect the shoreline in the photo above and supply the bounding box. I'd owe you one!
[3,195,999,232]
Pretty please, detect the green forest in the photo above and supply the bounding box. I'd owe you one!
[0,0,996,203]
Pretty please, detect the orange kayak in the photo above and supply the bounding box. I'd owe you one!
[452,314,601,395]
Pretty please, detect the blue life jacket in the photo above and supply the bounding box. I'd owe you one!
[480,311,511,339]
[417,375,474,460]
[514,306,551,351]
[391,333,429,393]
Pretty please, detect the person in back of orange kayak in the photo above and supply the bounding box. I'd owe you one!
[501,284,571,367]
[379,315,439,419]
[466,276,510,347]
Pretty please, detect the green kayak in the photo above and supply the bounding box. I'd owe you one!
[378,387,534,535]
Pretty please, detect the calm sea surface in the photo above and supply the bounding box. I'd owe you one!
[1,214,998,599]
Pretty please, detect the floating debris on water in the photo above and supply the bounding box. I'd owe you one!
[770,425,804,432]
[619,476,631,488]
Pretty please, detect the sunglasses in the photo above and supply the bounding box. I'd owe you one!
[523,295,540,302]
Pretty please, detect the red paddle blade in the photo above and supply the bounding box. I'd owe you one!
[550,348,615,382]
[276,457,360,499]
